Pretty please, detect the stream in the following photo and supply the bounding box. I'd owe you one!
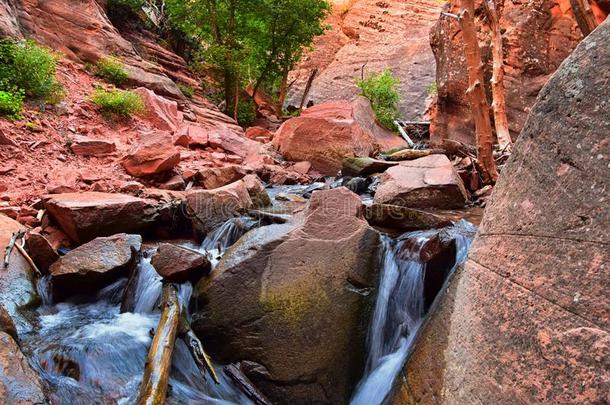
[19,185,475,405]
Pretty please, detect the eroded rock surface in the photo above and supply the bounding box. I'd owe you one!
[394,20,610,404]
[193,188,380,404]
[151,243,210,283]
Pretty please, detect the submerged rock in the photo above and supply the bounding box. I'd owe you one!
[193,188,379,404]
[394,20,610,404]
[43,192,161,243]
[374,155,469,209]
[0,332,47,404]
[151,243,211,283]
[50,234,142,300]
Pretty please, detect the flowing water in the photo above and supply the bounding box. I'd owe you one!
[350,221,475,405]
[21,221,257,405]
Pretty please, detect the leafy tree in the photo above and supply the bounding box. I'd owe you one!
[357,69,401,130]
[164,0,329,118]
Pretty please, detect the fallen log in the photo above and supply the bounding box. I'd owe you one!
[138,283,180,405]
[178,308,219,384]
[385,148,446,161]
[3,230,25,269]
[224,363,272,405]
[440,139,478,158]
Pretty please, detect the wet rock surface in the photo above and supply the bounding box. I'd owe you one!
[151,243,211,283]
[394,20,610,404]
[374,155,469,209]
[193,188,380,404]
[50,233,142,300]
[0,332,47,405]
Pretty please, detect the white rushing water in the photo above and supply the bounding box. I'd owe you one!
[350,221,474,405]
[22,219,258,405]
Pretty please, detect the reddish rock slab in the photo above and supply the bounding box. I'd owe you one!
[151,243,211,283]
[245,126,274,143]
[174,124,209,148]
[25,232,60,274]
[241,174,271,208]
[374,155,469,209]
[272,97,406,175]
[50,233,141,300]
[196,166,247,190]
[0,332,47,404]
[0,306,17,342]
[70,135,116,156]
[43,192,161,243]
[133,87,182,131]
[122,131,180,177]
[394,20,610,404]
[184,179,253,234]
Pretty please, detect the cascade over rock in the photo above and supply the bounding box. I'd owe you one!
[272,97,406,175]
[393,19,610,404]
[192,188,380,404]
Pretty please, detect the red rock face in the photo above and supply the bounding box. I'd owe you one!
[287,0,442,120]
[272,97,406,175]
[122,131,181,177]
[430,0,585,145]
[393,19,610,404]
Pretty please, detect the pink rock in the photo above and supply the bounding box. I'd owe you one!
[133,88,182,131]
[272,98,406,175]
[245,126,274,143]
[122,131,180,177]
[174,124,209,148]
[373,155,469,209]
[70,135,116,156]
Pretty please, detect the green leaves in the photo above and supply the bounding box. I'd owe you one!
[357,69,401,130]
[90,88,145,119]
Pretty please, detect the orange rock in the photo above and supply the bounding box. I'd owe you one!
[122,131,180,177]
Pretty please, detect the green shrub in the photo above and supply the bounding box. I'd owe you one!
[108,0,145,11]
[236,98,256,127]
[90,87,144,118]
[357,69,401,130]
[0,90,24,119]
[178,83,195,98]
[94,57,129,86]
[427,81,438,96]
[0,39,64,104]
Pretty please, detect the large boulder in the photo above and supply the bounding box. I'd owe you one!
[0,215,38,334]
[133,88,182,131]
[49,234,142,300]
[122,131,181,177]
[0,332,47,404]
[192,188,380,404]
[184,179,254,234]
[393,20,610,404]
[151,243,211,283]
[272,98,406,175]
[373,155,469,209]
[43,192,162,243]
[429,0,607,145]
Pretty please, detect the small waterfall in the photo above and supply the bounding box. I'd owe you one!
[199,217,257,266]
[351,221,475,405]
[132,256,163,314]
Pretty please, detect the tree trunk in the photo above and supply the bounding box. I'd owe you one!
[138,284,180,405]
[299,69,318,110]
[483,0,512,150]
[458,0,498,183]
[570,0,599,36]
[276,68,290,113]
[385,148,447,161]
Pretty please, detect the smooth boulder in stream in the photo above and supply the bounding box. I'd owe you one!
[50,233,142,300]
[193,187,380,404]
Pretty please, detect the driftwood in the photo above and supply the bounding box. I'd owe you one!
[224,364,272,405]
[394,120,415,147]
[385,148,446,161]
[178,308,219,384]
[138,284,181,405]
[16,242,42,276]
[3,230,25,269]
[440,139,478,158]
